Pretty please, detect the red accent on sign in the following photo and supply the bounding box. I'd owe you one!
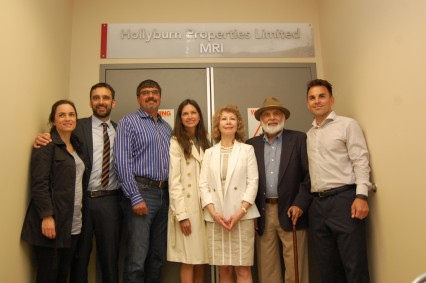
[253,123,263,137]
[100,24,108,58]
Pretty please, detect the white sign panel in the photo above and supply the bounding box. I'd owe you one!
[247,108,263,138]
[101,23,314,58]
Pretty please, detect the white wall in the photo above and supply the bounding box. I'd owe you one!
[0,0,73,281]
[317,1,426,282]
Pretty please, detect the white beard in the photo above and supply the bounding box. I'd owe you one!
[261,119,285,136]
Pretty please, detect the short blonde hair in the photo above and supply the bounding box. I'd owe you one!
[212,104,246,143]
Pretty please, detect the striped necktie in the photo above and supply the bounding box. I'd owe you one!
[101,123,110,189]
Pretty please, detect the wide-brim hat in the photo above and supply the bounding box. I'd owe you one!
[254,97,291,121]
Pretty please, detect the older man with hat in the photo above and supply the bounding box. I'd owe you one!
[247,97,312,283]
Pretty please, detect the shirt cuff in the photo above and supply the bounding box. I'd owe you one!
[176,212,189,222]
[356,183,369,197]
[130,194,144,206]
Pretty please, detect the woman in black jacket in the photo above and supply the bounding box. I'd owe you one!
[21,99,85,283]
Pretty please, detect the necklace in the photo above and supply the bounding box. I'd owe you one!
[220,145,233,150]
[221,139,235,150]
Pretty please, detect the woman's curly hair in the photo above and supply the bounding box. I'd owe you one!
[212,104,246,143]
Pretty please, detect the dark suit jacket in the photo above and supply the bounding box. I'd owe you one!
[247,129,312,233]
[73,117,117,191]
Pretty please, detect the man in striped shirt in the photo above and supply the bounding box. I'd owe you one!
[114,79,172,283]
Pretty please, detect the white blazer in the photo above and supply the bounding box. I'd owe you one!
[199,140,260,221]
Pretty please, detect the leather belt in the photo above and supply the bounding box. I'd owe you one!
[311,184,355,198]
[89,189,120,198]
[266,197,279,204]
[135,176,168,189]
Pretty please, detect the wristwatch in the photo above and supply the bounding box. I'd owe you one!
[356,194,368,200]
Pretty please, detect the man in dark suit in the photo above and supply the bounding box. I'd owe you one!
[246,97,312,283]
[35,83,122,283]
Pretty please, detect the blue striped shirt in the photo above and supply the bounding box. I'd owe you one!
[114,108,172,206]
[263,130,283,198]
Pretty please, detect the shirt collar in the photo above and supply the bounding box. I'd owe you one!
[262,129,283,144]
[91,115,112,128]
[137,108,165,122]
[50,128,65,145]
[312,111,336,128]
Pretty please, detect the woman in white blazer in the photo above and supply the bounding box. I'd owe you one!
[199,104,260,283]
[167,99,211,283]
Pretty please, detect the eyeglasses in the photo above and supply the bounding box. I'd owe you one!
[139,90,160,96]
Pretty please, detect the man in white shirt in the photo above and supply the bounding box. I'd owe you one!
[306,79,371,283]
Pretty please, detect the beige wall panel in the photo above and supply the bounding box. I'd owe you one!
[317,1,426,282]
[0,0,73,282]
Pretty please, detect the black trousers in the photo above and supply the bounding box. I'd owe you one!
[33,235,79,283]
[309,188,370,283]
[70,193,122,283]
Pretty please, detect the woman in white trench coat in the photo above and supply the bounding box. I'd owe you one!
[167,99,211,283]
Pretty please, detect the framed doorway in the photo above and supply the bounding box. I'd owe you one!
[99,62,318,283]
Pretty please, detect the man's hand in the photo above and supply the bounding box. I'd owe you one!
[287,205,304,225]
[41,216,56,239]
[34,133,52,148]
[132,201,148,216]
[351,198,369,219]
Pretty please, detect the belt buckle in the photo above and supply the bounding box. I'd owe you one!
[90,190,99,198]
[266,197,278,204]
[317,191,324,198]
[316,191,327,198]
[158,180,164,189]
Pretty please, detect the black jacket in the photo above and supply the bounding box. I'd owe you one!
[21,129,84,248]
[247,130,312,233]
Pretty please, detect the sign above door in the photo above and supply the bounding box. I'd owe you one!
[100,23,314,59]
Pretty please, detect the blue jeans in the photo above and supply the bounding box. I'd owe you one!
[122,183,169,283]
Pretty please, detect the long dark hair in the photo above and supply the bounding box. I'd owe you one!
[172,99,210,159]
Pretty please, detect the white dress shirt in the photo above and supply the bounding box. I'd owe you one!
[307,111,371,196]
[88,116,119,191]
